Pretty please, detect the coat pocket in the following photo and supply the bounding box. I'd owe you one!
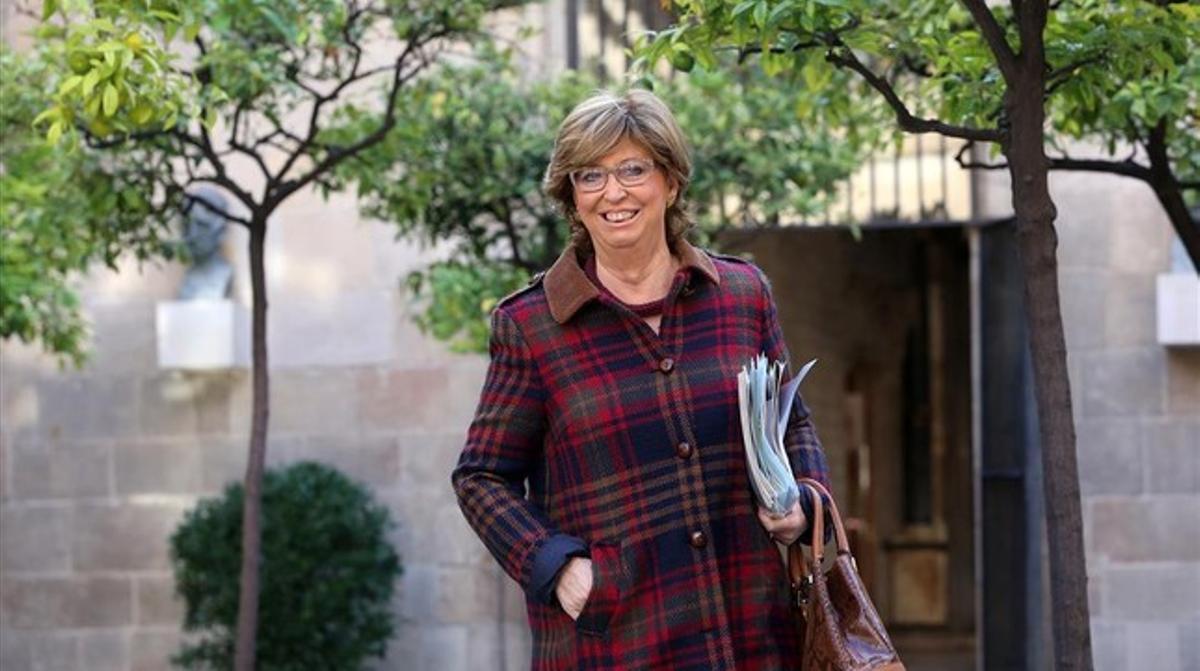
[575,540,622,637]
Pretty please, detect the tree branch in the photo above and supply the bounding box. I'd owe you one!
[825,48,1003,142]
[955,141,1006,170]
[181,189,253,227]
[900,53,934,78]
[1144,118,1200,269]
[956,139,1159,181]
[225,113,273,183]
[271,7,377,186]
[733,15,859,64]
[1045,52,1107,96]
[955,140,1162,183]
[1050,156,1153,180]
[493,200,534,271]
[959,0,1020,83]
[80,126,174,149]
[271,27,455,208]
[171,130,258,212]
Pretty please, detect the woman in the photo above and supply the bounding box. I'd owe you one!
[452,89,832,670]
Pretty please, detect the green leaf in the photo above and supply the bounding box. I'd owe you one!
[81,69,101,97]
[131,102,154,124]
[58,74,84,95]
[753,1,768,28]
[732,0,757,19]
[31,106,59,126]
[147,10,180,23]
[46,121,63,144]
[102,83,118,116]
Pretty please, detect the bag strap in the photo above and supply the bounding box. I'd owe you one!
[787,484,822,605]
[797,478,852,556]
[788,479,853,607]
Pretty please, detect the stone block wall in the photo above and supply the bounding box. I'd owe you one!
[976,165,1200,671]
[0,189,532,670]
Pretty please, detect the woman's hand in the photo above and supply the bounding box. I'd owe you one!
[757,500,808,546]
[555,557,593,620]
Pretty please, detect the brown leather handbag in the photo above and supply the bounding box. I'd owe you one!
[789,478,904,670]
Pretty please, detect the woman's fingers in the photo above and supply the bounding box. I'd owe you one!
[556,557,593,620]
[756,501,807,545]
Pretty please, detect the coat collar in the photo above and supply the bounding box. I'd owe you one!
[543,238,721,324]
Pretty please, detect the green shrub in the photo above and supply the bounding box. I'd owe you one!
[169,461,402,670]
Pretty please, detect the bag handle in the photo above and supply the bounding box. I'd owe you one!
[797,478,852,557]
[787,479,853,606]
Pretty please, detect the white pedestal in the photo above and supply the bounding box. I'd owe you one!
[156,300,250,369]
[1157,274,1200,346]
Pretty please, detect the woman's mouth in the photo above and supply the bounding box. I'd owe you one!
[602,209,639,223]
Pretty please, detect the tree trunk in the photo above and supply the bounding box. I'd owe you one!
[234,220,270,671]
[1145,120,1200,272]
[1149,184,1200,272]
[1004,59,1094,670]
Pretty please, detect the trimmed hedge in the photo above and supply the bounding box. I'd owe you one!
[170,461,402,670]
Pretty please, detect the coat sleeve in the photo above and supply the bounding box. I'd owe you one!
[451,306,585,602]
[757,268,834,544]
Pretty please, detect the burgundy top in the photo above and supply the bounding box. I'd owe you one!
[583,254,674,318]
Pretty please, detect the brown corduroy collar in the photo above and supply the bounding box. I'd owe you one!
[543,239,721,324]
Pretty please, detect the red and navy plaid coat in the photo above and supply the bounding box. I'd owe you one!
[452,239,832,670]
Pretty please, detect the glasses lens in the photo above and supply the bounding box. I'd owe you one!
[573,168,607,191]
[615,161,652,186]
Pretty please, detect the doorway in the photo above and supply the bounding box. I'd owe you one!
[728,225,978,669]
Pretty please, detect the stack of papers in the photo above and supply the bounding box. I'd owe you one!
[737,355,818,517]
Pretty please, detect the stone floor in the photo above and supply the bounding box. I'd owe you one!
[900,651,976,671]
[894,632,976,671]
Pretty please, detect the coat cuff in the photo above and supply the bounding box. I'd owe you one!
[796,486,833,546]
[530,533,589,605]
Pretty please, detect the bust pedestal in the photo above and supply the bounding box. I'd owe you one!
[1157,273,1200,347]
[156,299,250,369]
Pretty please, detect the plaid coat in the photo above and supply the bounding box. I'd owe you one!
[452,239,832,670]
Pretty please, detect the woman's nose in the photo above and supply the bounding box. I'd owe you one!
[602,180,628,201]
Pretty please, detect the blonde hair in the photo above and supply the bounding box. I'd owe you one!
[543,89,694,256]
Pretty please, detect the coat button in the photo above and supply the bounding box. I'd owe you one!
[676,442,693,459]
[659,357,675,373]
[689,530,708,549]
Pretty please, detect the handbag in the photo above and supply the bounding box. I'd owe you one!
[788,478,905,670]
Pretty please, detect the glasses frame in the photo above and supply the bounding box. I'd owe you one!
[569,158,658,193]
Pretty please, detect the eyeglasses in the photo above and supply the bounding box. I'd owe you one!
[569,158,657,193]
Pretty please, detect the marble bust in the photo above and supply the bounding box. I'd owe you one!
[178,187,233,300]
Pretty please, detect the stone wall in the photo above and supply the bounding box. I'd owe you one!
[975,166,1200,671]
[0,188,531,670]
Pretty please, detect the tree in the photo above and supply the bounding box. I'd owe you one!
[642,0,1200,268]
[328,50,883,351]
[23,2,525,669]
[0,47,175,365]
[639,1,1199,668]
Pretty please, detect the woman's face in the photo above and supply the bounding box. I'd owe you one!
[572,137,677,256]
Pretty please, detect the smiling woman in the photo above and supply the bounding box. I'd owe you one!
[569,139,676,277]
[451,88,834,671]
